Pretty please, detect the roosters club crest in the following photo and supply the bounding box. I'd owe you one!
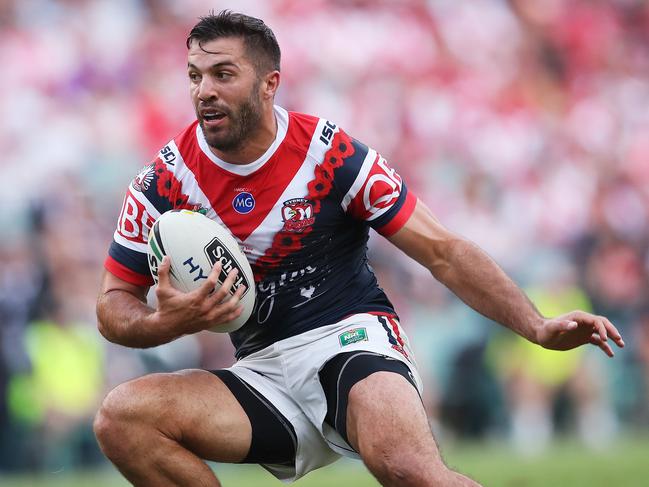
[281,198,315,232]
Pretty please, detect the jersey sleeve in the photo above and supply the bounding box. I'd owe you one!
[104,151,178,286]
[333,132,417,237]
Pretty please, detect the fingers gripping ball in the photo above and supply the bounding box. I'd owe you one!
[147,210,256,332]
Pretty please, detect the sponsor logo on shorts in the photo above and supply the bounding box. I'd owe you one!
[338,328,368,347]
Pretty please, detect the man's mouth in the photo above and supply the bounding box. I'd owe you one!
[199,106,229,128]
[202,110,227,124]
[202,111,226,121]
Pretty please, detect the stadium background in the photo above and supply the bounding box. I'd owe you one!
[0,0,648,485]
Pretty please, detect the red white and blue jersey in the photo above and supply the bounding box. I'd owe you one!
[105,106,417,358]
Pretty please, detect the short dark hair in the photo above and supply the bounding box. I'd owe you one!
[186,10,281,75]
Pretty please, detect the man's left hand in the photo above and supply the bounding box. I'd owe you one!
[536,311,625,357]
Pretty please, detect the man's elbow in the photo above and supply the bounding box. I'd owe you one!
[96,300,118,344]
[95,292,132,345]
[426,236,470,280]
[96,318,113,343]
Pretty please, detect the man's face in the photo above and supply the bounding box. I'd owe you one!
[188,37,263,153]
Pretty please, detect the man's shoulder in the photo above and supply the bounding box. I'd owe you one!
[284,109,367,156]
[285,109,343,139]
[286,109,321,124]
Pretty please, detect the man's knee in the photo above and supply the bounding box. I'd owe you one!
[94,374,170,459]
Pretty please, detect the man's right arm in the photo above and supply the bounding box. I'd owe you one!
[96,269,170,348]
[96,257,245,348]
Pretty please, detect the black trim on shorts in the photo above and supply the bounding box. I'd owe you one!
[210,370,297,465]
[318,351,418,450]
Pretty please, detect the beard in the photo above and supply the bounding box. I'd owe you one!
[199,81,263,153]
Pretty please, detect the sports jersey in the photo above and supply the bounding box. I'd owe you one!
[105,106,417,358]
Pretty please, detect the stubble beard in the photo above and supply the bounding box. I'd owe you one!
[201,82,263,153]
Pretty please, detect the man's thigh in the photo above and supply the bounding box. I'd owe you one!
[319,351,419,449]
[344,371,480,486]
[345,369,448,482]
[102,369,295,465]
[345,370,434,452]
[210,369,297,465]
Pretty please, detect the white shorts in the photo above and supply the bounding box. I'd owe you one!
[227,312,423,482]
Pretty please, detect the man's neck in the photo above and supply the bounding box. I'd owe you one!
[209,107,278,165]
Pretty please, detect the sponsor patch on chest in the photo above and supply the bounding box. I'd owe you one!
[232,192,255,214]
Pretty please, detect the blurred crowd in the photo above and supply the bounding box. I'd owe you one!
[1,0,648,472]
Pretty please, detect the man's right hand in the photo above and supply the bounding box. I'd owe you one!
[153,256,246,336]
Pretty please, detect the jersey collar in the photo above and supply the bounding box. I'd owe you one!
[196,105,289,176]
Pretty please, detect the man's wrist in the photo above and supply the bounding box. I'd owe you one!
[526,316,546,345]
[143,310,180,346]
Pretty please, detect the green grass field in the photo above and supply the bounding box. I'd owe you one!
[2,436,647,486]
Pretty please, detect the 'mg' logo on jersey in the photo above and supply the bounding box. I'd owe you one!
[232,192,255,214]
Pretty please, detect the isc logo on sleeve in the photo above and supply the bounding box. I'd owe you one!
[232,192,255,214]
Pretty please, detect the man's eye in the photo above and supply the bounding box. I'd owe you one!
[216,72,232,80]
[189,73,200,81]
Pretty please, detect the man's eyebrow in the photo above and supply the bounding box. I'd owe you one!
[187,61,239,70]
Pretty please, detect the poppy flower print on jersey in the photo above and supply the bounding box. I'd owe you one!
[278,233,302,252]
[309,136,353,211]
[172,189,190,209]
[153,158,192,209]
[308,165,333,212]
[157,170,174,197]
[254,129,356,281]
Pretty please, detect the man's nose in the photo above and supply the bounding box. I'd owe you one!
[197,76,218,101]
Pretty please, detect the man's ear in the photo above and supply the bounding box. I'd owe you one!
[261,70,280,100]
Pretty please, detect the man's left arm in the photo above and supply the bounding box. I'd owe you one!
[387,198,625,357]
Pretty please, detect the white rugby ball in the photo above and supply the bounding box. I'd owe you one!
[147,209,255,333]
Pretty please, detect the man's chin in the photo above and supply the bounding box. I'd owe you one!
[203,132,241,153]
[200,123,228,147]
[200,120,222,135]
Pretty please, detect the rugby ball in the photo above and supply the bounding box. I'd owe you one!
[147,209,255,333]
